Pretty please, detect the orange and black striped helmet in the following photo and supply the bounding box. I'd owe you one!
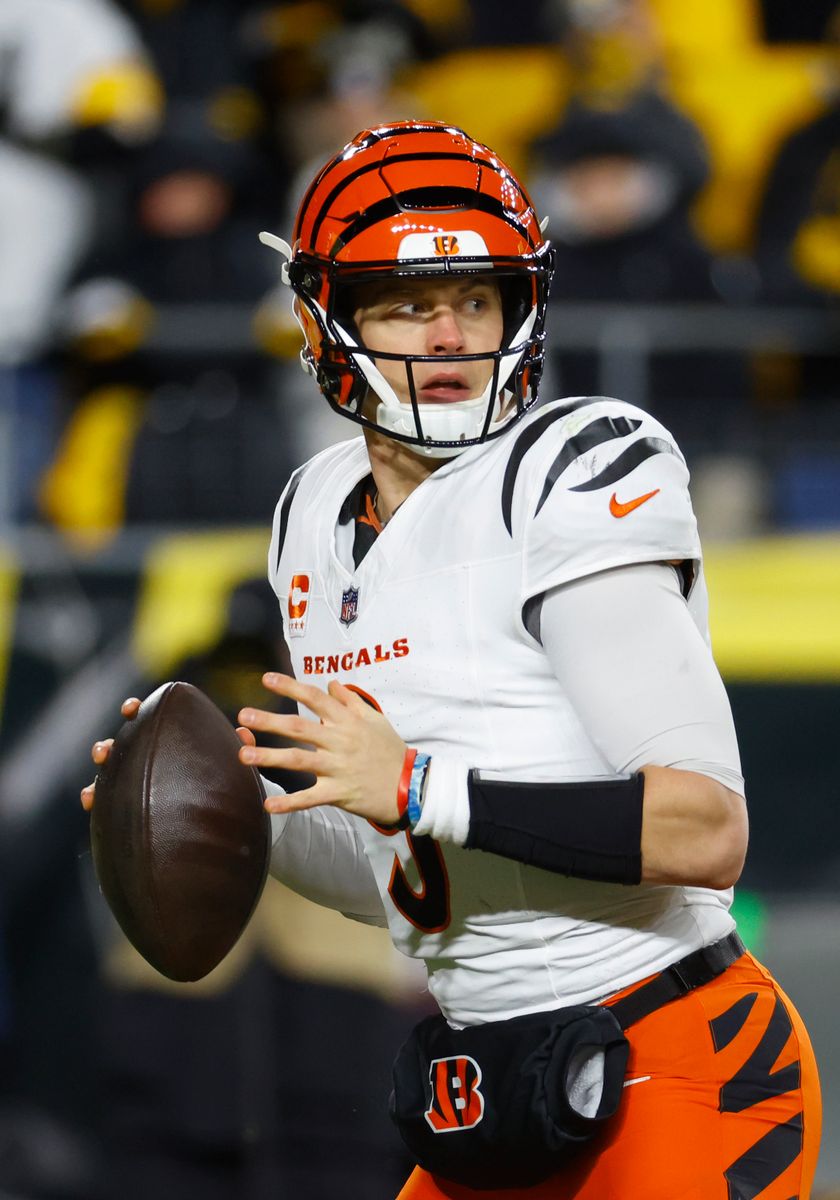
[260,121,554,455]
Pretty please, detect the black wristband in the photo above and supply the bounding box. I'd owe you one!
[465,772,644,885]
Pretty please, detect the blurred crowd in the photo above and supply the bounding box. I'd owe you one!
[0,0,837,538]
[1,1,840,1197]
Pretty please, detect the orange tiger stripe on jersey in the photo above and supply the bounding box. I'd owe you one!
[359,491,383,533]
[397,952,821,1200]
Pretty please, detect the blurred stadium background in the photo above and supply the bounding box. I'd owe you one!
[0,0,838,1196]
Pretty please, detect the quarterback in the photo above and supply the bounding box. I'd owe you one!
[85,123,821,1196]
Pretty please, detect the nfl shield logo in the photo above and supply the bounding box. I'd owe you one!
[340,586,359,626]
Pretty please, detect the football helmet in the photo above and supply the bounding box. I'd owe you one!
[261,121,554,456]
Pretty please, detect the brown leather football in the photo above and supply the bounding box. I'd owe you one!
[90,681,270,982]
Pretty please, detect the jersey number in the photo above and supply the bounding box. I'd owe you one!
[348,685,451,933]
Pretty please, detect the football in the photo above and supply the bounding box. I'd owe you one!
[90,681,270,982]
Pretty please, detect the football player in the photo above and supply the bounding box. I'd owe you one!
[85,122,821,1197]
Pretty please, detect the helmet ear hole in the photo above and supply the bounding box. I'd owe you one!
[332,282,364,346]
[498,276,534,346]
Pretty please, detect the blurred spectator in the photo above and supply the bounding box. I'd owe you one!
[530,0,710,308]
[529,84,751,440]
[0,0,159,366]
[0,0,161,523]
[750,14,840,526]
[545,0,663,99]
[40,0,304,542]
[753,7,840,419]
[41,129,296,539]
[246,1,435,177]
[0,143,93,371]
[531,89,711,303]
[756,101,840,308]
[118,0,281,181]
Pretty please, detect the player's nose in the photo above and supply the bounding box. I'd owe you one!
[427,307,465,355]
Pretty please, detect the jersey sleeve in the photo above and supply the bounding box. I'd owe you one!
[514,399,702,604]
[267,799,387,927]
[539,564,744,794]
[267,462,308,608]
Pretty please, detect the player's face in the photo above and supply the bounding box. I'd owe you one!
[352,276,504,406]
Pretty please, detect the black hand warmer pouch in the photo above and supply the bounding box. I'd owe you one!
[390,1003,630,1190]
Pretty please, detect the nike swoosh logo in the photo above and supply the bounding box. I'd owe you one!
[609,488,660,518]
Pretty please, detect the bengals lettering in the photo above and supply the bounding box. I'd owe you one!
[302,638,409,675]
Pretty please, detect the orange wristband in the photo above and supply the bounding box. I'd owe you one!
[396,747,418,824]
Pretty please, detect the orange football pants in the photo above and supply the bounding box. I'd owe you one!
[397,952,821,1200]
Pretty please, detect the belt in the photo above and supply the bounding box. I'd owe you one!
[606,932,746,1031]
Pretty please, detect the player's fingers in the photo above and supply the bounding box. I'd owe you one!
[80,783,95,812]
[261,672,344,722]
[235,726,256,747]
[91,738,114,765]
[237,708,333,748]
[121,697,141,718]
[263,782,333,815]
[238,742,321,774]
[327,680,351,703]
[326,679,372,710]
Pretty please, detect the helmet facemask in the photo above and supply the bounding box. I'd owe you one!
[288,252,553,458]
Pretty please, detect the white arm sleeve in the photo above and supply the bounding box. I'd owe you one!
[414,561,743,844]
[539,562,744,793]
[262,777,387,925]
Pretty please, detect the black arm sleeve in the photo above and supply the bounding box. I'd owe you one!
[464,772,644,885]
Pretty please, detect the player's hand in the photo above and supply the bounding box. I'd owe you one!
[80,697,141,812]
[237,672,407,826]
[79,695,258,811]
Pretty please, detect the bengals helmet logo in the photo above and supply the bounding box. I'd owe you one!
[433,235,460,256]
[424,1055,485,1133]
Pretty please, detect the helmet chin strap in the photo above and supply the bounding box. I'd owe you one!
[374,379,498,459]
[338,306,538,457]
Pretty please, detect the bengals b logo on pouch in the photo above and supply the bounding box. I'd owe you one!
[433,235,460,256]
[425,1055,485,1133]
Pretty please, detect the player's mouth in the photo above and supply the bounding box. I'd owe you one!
[418,373,473,403]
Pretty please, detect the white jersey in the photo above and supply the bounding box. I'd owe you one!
[268,397,736,1026]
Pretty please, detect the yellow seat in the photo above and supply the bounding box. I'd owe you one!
[648,0,762,56]
[664,46,836,251]
[404,46,572,179]
[406,23,836,256]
